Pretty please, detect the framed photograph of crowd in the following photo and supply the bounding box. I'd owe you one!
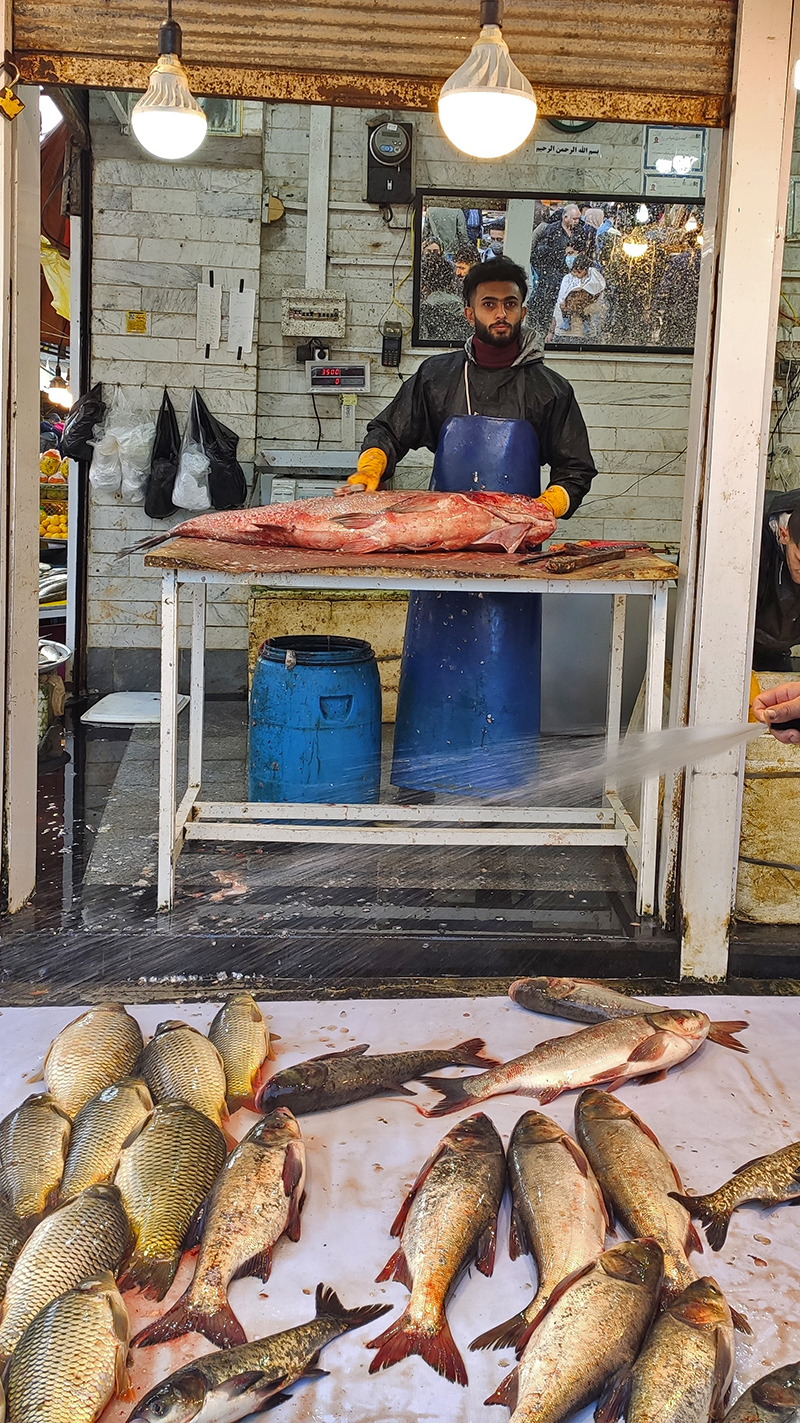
[411,190,705,355]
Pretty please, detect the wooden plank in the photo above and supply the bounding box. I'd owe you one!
[144,538,678,583]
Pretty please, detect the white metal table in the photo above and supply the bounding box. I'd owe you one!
[149,544,676,917]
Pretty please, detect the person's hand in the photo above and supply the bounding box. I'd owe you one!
[538,486,570,518]
[335,448,388,496]
[752,681,800,743]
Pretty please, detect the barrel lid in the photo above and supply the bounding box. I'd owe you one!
[257,635,375,666]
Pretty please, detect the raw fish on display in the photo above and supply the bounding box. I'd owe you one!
[723,1362,800,1423]
[43,1004,144,1116]
[670,1139,800,1249]
[58,1077,153,1202]
[0,1200,29,1307]
[0,1093,71,1220]
[141,1020,228,1130]
[508,977,749,1052]
[368,1112,506,1385]
[208,990,275,1112]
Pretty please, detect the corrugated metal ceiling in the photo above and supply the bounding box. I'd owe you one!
[14,0,737,124]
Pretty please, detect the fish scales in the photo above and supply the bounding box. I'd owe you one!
[43,1004,143,1117]
[421,1011,712,1116]
[0,1094,71,1219]
[491,1239,664,1423]
[0,1183,130,1367]
[723,1362,800,1423]
[141,1021,228,1129]
[368,1113,506,1385]
[6,1272,130,1423]
[128,1284,391,1422]
[133,1108,306,1349]
[472,1111,608,1351]
[114,1101,227,1301]
[576,1088,700,1301]
[606,1278,734,1423]
[671,1140,800,1249]
[59,1077,153,1202]
[508,978,749,1054]
[0,1201,29,1306]
[255,1037,497,1114]
[208,991,274,1112]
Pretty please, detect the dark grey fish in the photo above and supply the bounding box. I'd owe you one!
[254,1037,497,1114]
[723,1363,800,1423]
[670,1140,800,1249]
[127,1284,390,1422]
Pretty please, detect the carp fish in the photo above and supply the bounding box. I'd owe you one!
[0,1200,29,1307]
[43,1004,143,1117]
[255,1037,498,1115]
[141,1020,229,1131]
[133,1108,305,1349]
[208,991,275,1112]
[421,1011,716,1116]
[670,1139,800,1249]
[0,1093,71,1219]
[127,1284,390,1423]
[472,1110,608,1352]
[368,1112,506,1386]
[58,1077,153,1202]
[508,978,748,1053]
[487,1239,664,1423]
[723,1362,800,1423]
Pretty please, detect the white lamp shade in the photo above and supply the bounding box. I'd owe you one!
[131,55,207,160]
[438,25,537,159]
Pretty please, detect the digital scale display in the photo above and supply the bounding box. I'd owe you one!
[306,361,370,393]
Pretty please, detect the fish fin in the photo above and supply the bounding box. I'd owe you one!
[731,1306,753,1336]
[314,1282,391,1331]
[329,512,381,528]
[222,1124,239,1151]
[707,1021,749,1053]
[485,1368,519,1410]
[475,1217,498,1277]
[598,1182,617,1230]
[216,1371,272,1399]
[688,1220,704,1255]
[668,1191,732,1252]
[508,1205,530,1260]
[308,1044,370,1062]
[389,1138,449,1236]
[117,1249,178,1302]
[603,1075,629,1092]
[383,1083,417,1096]
[367,1306,467,1386]
[376,1244,413,1290]
[732,1153,767,1175]
[595,1365,633,1423]
[286,1186,306,1244]
[709,1325,735,1421]
[648,1068,669,1082]
[27,1067,44,1084]
[628,1031,673,1062]
[536,1083,565,1105]
[133,1292,247,1349]
[470,524,531,553]
[282,1139,304,1196]
[449,1037,500,1068]
[303,1367,330,1381]
[470,1309,529,1352]
[514,1261,596,1357]
[184,1195,210,1251]
[254,1392,294,1413]
[232,1246,273,1283]
[561,1134,590,1176]
[385,494,443,512]
[417,1073,483,1116]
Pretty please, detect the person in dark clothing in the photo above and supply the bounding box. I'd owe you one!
[754,489,800,671]
[529,205,590,341]
[652,236,701,347]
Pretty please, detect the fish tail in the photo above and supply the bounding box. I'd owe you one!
[117,1248,179,1302]
[417,1075,479,1117]
[707,1020,749,1053]
[314,1283,392,1334]
[116,532,173,559]
[367,1305,468,1385]
[132,1292,246,1349]
[449,1037,501,1069]
[668,1190,733,1251]
[469,1308,529,1352]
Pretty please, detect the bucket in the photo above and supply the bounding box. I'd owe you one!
[248,635,382,803]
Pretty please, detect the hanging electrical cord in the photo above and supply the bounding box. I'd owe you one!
[578,447,688,510]
[377,202,415,342]
[311,390,323,450]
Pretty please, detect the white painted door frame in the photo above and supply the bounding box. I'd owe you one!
[678,0,799,978]
[1,84,41,912]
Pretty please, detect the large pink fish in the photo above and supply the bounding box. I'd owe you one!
[126,490,556,558]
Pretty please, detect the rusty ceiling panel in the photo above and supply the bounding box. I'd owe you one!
[13,0,736,124]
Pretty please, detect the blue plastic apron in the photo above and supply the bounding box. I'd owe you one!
[391,362,542,795]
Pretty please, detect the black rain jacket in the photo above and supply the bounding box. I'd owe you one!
[362,330,597,516]
[755,488,800,656]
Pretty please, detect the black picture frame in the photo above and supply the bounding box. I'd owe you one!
[412,188,704,357]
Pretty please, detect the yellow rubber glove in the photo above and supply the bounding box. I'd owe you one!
[346,448,388,493]
[748,670,761,723]
[538,485,570,518]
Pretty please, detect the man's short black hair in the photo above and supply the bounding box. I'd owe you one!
[462,256,528,308]
[788,503,800,546]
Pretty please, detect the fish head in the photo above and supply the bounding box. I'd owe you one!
[73,1271,130,1342]
[255,1060,328,1108]
[247,1106,301,1143]
[646,1009,710,1043]
[753,1368,800,1413]
[80,1180,124,1206]
[668,1277,731,1329]
[127,1367,206,1423]
[223,990,262,1019]
[600,1238,664,1292]
[153,1020,196,1038]
[511,1110,567,1146]
[446,1111,503,1154]
[576,1087,630,1120]
[509,976,576,1003]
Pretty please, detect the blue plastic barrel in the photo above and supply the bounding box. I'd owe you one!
[248,635,382,804]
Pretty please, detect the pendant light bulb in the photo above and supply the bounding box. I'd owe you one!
[438,0,537,160]
[622,238,648,259]
[131,7,207,161]
[48,363,73,409]
[635,203,650,224]
[685,212,699,233]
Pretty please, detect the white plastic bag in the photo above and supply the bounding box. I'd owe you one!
[89,428,122,491]
[173,391,212,511]
[89,386,155,502]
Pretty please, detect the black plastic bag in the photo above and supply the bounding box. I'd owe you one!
[61,383,105,462]
[144,389,181,519]
[192,389,247,510]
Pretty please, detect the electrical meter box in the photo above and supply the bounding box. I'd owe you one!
[366,120,414,205]
[305,360,370,393]
[281,289,347,338]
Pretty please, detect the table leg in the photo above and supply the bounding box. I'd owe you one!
[637,585,669,917]
[188,581,206,790]
[605,594,626,795]
[157,569,179,912]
